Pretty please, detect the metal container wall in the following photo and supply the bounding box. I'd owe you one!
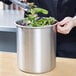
[16,24,56,73]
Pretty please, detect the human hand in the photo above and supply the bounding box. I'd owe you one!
[22,0,27,3]
[56,17,76,34]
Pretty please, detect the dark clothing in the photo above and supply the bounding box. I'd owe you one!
[2,0,76,58]
[1,0,12,5]
[27,0,76,58]
[27,0,76,20]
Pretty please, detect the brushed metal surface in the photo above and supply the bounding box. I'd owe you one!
[17,25,56,73]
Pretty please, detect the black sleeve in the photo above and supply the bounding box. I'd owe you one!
[1,0,12,5]
[27,0,33,2]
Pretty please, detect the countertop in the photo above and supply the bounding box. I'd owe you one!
[0,51,76,76]
[0,10,24,32]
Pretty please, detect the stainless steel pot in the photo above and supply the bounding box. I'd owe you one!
[16,21,56,73]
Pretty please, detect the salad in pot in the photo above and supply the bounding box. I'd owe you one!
[17,2,57,27]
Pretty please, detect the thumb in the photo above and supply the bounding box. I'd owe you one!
[58,17,71,26]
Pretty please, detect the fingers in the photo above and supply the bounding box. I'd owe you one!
[57,17,72,26]
[57,17,74,34]
[23,0,27,3]
[57,21,74,34]
[53,25,57,33]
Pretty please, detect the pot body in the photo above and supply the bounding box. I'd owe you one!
[16,24,56,73]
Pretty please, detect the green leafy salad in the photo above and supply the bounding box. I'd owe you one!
[23,3,57,27]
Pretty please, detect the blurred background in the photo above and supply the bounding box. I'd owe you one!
[0,1,24,52]
[0,0,22,10]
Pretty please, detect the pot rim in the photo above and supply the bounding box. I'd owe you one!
[16,20,56,29]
